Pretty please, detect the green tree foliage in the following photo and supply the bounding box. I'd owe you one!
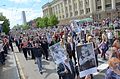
[0,15,10,34]
[34,15,59,28]
[22,23,30,30]
[48,15,59,26]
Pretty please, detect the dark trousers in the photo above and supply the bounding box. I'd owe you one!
[108,39,113,47]
[101,49,106,59]
[68,51,77,64]
[43,50,49,60]
[22,48,27,60]
[3,45,8,54]
[0,51,6,64]
[17,45,21,52]
[30,49,35,59]
[95,54,98,67]
[9,43,14,51]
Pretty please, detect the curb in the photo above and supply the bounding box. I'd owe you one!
[14,52,26,79]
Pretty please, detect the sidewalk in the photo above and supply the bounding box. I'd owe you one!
[0,51,20,79]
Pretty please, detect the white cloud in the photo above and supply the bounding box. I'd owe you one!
[0,7,43,29]
[9,0,41,3]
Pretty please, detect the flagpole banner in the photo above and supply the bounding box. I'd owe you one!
[76,43,97,78]
[49,42,67,65]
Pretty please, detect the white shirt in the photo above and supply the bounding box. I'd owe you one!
[70,43,73,51]
[107,32,113,39]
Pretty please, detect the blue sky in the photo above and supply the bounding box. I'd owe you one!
[0,0,52,28]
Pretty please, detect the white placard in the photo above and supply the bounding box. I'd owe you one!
[49,42,67,64]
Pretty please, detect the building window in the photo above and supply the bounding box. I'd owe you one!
[96,14,101,19]
[97,6,102,9]
[66,13,68,17]
[69,5,72,11]
[80,10,84,14]
[74,3,77,10]
[105,4,111,9]
[59,10,60,14]
[65,7,68,12]
[75,11,78,16]
[62,15,64,18]
[65,0,67,4]
[116,2,120,8]
[86,8,90,13]
[69,0,71,3]
[97,6,102,11]
[70,12,73,17]
[85,0,89,5]
[97,0,100,1]
[60,16,61,19]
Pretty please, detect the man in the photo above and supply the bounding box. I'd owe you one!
[66,37,77,64]
[107,30,113,47]
[33,42,43,74]
[41,37,49,60]
[57,56,76,79]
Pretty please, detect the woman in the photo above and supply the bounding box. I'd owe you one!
[105,57,120,79]
[99,33,109,60]
[109,47,120,59]
[87,36,100,67]
[112,39,120,60]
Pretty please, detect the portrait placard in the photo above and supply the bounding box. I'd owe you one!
[49,42,67,64]
[76,43,97,78]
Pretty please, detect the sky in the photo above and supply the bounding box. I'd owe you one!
[0,0,52,29]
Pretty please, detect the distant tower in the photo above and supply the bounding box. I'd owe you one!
[0,12,3,16]
[22,11,27,24]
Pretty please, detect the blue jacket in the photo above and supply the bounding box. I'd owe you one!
[105,68,120,79]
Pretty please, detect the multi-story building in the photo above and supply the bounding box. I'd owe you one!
[42,0,120,25]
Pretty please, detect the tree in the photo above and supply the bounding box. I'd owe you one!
[34,17,49,28]
[34,15,59,28]
[0,15,10,34]
[48,15,59,26]
[21,23,30,30]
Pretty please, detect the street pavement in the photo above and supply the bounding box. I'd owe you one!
[13,43,109,79]
[0,50,20,79]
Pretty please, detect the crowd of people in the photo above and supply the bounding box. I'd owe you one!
[0,17,120,79]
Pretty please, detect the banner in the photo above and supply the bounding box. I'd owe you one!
[49,42,67,64]
[76,43,97,78]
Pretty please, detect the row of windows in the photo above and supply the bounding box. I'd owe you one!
[96,2,120,11]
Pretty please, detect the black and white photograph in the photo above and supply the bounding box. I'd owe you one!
[76,43,97,78]
[49,42,67,64]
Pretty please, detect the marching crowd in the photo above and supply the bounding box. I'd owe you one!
[0,18,120,79]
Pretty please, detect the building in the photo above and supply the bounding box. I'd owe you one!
[0,12,3,16]
[42,0,120,25]
[22,11,27,24]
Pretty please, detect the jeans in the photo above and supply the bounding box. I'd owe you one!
[36,57,42,71]
[108,39,113,47]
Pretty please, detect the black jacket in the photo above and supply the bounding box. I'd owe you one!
[33,47,42,57]
[57,60,76,79]
[66,42,75,54]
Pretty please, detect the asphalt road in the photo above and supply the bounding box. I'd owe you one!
[13,44,108,79]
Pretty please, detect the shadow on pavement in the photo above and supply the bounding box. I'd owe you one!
[0,53,19,79]
[94,69,107,79]
[44,67,57,79]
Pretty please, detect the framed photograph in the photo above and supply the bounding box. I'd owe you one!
[76,43,97,78]
[49,42,67,64]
